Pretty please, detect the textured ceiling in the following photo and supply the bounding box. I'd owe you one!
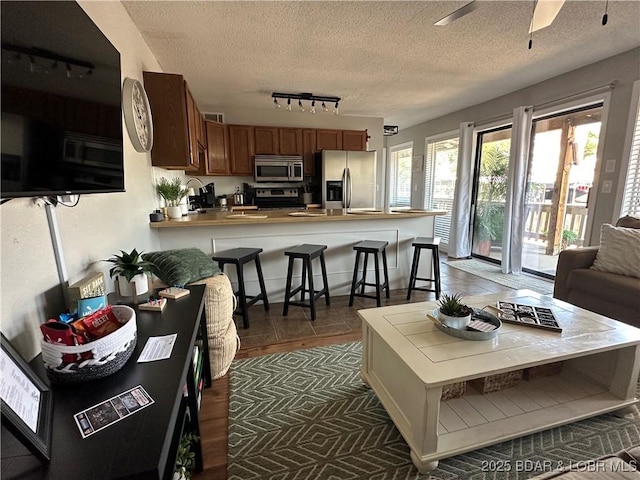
[122,1,640,129]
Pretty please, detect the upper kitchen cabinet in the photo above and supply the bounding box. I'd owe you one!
[342,130,367,151]
[192,120,229,176]
[302,129,316,176]
[316,129,342,151]
[278,128,303,155]
[143,71,204,171]
[228,125,255,175]
[254,127,279,155]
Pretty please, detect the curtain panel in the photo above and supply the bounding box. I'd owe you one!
[449,122,475,258]
[502,106,533,274]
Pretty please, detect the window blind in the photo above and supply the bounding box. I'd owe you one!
[622,90,640,216]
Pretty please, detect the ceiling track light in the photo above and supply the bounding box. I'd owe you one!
[1,43,95,78]
[271,92,341,114]
[273,98,281,109]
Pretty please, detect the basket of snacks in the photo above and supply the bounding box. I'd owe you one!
[40,305,136,384]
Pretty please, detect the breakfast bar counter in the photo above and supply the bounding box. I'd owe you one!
[149,208,446,227]
[150,208,447,302]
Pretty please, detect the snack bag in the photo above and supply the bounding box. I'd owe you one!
[80,306,121,339]
[40,320,89,363]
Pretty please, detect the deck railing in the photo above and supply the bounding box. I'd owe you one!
[524,202,588,246]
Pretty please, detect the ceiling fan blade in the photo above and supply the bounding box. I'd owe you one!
[529,0,566,33]
[434,1,481,26]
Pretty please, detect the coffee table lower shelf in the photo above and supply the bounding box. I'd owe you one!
[360,343,640,474]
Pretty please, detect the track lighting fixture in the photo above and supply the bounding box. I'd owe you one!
[273,98,281,109]
[271,92,342,115]
[383,125,399,136]
[1,43,95,79]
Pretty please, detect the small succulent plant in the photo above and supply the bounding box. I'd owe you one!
[438,293,474,317]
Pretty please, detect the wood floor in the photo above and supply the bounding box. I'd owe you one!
[193,259,547,480]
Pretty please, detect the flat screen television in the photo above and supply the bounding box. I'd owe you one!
[1,1,124,199]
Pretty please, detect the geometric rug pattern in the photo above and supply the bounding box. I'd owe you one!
[229,342,640,479]
[447,259,555,295]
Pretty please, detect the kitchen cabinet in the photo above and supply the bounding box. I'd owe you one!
[342,129,368,151]
[279,128,303,155]
[143,71,203,171]
[302,129,316,176]
[228,125,255,175]
[254,127,279,154]
[191,120,230,176]
[316,129,343,151]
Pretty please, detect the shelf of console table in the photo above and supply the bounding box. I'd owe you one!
[1,284,210,480]
[359,290,640,473]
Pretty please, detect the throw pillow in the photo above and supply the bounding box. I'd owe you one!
[142,248,221,287]
[591,224,640,278]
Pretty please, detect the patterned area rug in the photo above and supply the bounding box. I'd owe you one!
[228,342,640,480]
[447,259,555,295]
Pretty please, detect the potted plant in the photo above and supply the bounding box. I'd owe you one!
[437,293,474,329]
[561,229,578,250]
[156,177,188,219]
[174,432,199,480]
[104,248,154,297]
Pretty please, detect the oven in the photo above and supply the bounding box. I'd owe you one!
[254,187,305,209]
[254,155,304,182]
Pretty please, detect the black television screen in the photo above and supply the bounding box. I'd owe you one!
[1,1,124,199]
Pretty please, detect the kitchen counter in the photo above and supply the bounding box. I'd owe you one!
[149,208,446,228]
[151,208,447,302]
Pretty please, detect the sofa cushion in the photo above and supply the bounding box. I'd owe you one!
[616,215,640,229]
[568,268,640,307]
[143,248,221,287]
[591,224,640,278]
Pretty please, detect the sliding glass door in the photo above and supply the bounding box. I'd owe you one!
[523,104,602,276]
[471,126,511,261]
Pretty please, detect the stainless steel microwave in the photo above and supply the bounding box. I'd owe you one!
[254,155,304,182]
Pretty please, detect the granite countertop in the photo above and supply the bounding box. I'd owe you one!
[149,208,447,228]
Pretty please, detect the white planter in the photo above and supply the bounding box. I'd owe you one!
[436,308,471,329]
[167,206,183,219]
[118,273,149,297]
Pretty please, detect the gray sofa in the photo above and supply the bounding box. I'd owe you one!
[553,216,640,328]
[529,444,640,479]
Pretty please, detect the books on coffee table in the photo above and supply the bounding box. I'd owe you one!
[496,301,562,332]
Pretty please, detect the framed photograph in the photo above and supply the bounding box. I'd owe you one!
[0,334,53,462]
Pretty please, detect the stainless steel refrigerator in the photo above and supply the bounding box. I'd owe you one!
[320,150,377,209]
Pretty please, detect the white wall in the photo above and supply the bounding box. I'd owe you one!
[0,1,163,360]
[386,47,640,243]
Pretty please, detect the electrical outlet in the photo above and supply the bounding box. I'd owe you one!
[605,159,616,173]
[601,180,612,194]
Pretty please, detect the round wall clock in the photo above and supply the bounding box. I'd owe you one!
[122,77,154,153]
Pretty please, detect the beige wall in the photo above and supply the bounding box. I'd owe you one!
[0,1,163,360]
[386,48,640,245]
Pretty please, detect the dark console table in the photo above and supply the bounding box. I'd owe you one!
[1,284,211,480]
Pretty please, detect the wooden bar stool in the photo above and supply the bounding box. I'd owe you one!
[406,237,441,301]
[349,240,390,307]
[283,244,330,321]
[212,247,269,329]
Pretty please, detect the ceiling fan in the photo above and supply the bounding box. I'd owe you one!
[434,0,567,32]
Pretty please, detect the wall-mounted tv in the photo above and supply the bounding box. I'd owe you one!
[1,1,124,199]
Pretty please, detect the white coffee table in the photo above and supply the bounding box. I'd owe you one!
[359,290,640,473]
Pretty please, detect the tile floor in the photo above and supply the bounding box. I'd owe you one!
[234,258,535,351]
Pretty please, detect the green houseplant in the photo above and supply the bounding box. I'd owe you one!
[174,432,199,480]
[437,293,473,329]
[104,248,154,297]
[156,177,188,219]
